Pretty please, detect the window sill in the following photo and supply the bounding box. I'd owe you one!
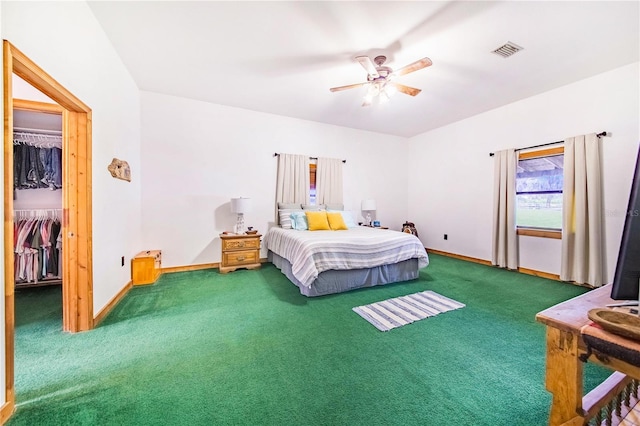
[517,228,562,239]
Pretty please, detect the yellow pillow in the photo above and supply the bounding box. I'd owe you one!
[327,212,348,230]
[305,211,331,231]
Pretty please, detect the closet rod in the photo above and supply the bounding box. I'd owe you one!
[14,208,62,212]
[13,209,62,220]
[488,131,608,157]
[273,153,346,164]
[13,126,62,136]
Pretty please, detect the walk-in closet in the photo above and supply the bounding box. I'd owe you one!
[13,103,63,289]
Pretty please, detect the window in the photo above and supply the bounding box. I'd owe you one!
[516,147,564,238]
[309,163,317,205]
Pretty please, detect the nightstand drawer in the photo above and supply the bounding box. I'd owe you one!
[223,250,259,266]
[222,238,260,251]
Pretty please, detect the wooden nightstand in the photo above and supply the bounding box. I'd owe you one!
[219,233,262,273]
[131,250,162,285]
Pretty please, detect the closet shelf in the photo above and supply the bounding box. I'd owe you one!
[15,279,62,289]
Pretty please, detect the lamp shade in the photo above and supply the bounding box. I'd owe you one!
[361,199,376,211]
[231,197,251,214]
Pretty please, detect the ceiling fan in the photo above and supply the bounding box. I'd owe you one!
[329,55,432,106]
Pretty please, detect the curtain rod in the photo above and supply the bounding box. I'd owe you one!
[273,153,346,163]
[489,131,608,157]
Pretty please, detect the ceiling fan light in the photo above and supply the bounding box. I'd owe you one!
[384,84,397,97]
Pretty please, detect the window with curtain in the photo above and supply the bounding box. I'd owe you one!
[516,147,564,236]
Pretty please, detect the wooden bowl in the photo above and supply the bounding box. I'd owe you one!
[588,308,640,341]
[245,230,258,235]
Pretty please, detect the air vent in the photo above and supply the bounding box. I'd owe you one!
[492,42,523,58]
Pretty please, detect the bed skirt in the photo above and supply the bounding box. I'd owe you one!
[268,251,420,297]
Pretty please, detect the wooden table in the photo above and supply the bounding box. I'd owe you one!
[219,233,261,273]
[536,284,640,425]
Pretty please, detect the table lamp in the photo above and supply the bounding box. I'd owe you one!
[361,199,376,226]
[231,197,251,234]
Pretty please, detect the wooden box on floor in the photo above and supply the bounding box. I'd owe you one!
[132,250,162,285]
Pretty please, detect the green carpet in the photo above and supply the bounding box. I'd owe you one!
[9,254,610,425]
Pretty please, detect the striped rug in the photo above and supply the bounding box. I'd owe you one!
[352,290,465,331]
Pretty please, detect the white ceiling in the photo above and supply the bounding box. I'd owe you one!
[87,1,639,138]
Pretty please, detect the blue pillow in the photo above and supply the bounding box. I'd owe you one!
[290,211,309,230]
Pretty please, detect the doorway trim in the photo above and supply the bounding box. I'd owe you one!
[2,40,93,420]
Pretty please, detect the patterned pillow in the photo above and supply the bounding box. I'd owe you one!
[290,211,309,230]
[278,209,302,229]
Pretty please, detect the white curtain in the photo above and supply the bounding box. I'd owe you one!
[492,149,518,269]
[275,154,309,204]
[316,157,344,205]
[561,133,604,286]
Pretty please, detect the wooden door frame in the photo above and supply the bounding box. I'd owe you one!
[1,40,93,421]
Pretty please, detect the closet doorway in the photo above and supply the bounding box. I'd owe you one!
[13,99,64,287]
[2,40,94,414]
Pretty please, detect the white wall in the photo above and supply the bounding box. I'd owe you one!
[140,91,408,267]
[1,2,143,314]
[408,62,640,282]
[13,75,55,103]
[12,75,62,210]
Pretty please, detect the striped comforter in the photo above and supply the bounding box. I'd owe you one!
[264,227,429,288]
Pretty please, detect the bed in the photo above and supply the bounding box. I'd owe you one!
[264,226,429,297]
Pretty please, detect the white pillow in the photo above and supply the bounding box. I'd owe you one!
[340,211,358,228]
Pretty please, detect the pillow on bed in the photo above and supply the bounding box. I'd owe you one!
[327,212,348,230]
[339,211,359,228]
[325,203,344,211]
[327,210,358,228]
[278,209,302,229]
[290,211,309,230]
[306,211,331,230]
[302,204,326,211]
[278,202,302,210]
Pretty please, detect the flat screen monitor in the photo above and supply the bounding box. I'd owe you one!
[610,146,640,301]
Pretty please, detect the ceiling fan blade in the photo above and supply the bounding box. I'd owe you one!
[355,56,379,78]
[329,82,367,92]
[393,57,433,77]
[390,82,422,96]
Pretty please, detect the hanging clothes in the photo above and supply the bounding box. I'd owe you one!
[14,214,62,285]
[13,143,62,190]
